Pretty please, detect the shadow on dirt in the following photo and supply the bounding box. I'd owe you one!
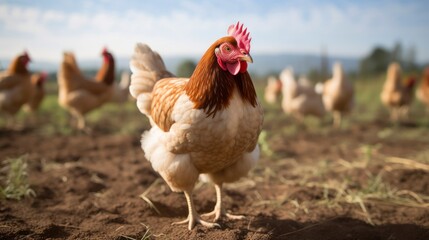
[248,215,429,240]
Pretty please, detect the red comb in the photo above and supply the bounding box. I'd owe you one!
[23,50,31,61]
[102,47,108,54]
[405,76,416,87]
[227,21,251,53]
[41,71,48,80]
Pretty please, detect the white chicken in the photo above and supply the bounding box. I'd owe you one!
[279,67,325,120]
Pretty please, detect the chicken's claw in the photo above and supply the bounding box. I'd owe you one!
[202,209,245,222]
[172,214,220,230]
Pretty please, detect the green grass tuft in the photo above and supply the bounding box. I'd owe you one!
[0,155,36,200]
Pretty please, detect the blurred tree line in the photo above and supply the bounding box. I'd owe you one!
[176,59,196,78]
[359,42,418,75]
[174,41,421,81]
[305,42,420,82]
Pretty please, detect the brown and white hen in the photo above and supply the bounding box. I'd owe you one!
[0,52,32,119]
[320,62,354,128]
[381,62,415,121]
[129,22,263,230]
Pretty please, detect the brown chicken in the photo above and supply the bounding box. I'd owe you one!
[0,52,32,118]
[320,62,354,128]
[95,48,115,85]
[130,22,263,230]
[58,49,114,129]
[417,66,429,110]
[25,72,47,112]
[381,62,416,121]
[95,48,131,104]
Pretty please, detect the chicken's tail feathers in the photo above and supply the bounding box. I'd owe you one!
[129,43,174,115]
[279,67,295,84]
[119,71,131,89]
[315,82,324,95]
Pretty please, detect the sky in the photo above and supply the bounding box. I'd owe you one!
[0,0,428,64]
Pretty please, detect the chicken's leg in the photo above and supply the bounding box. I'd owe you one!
[202,183,245,222]
[5,114,15,129]
[390,108,399,122]
[333,111,342,128]
[76,114,86,130]
[399,106,410,120]
[172,190,219,230]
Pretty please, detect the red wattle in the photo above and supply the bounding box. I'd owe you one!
[240,61,248,73]
[226,61,241,75]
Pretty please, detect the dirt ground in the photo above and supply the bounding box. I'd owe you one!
[1,119,429,239]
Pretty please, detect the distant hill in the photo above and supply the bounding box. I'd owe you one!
[0,53,360,76]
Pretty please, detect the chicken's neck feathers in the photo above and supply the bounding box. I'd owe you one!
[184,37,257,117]
[95,58,115,85]
[8,57,29,75]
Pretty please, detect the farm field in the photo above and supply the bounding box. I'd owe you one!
[1,76,429,239]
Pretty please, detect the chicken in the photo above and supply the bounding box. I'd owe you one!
[417,66,429,110]
[381,62,415,121]
[95,48,131,104]
[95,48,115,85]
[0,52,32,118]
[319,62,354,128]
[25,72,47,112]
[94,48,131,104]
[129,22,263,230]
[279,67,325,120]
[58,49,114,129]
[264,76,282,104]
[297,75,312,88]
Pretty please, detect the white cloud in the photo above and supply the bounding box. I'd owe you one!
[0,2,428,64]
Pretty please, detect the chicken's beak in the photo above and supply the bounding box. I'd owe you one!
[240,54,253,63]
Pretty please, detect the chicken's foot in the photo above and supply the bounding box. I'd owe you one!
[202,184,245,222]
[172,190,220,230]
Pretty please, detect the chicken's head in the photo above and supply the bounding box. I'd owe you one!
[405,76,416,89]
[32,72,47,87]
[101,47,113,62]
[39,72,48,85]
[20,51,31,67]
[215,22,253,76]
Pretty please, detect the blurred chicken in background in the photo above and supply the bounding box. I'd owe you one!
[297,75,312,88]
[0,51,32,126]
[25,72,47,113]
[381,62,415,121]
[95,48,131,104]
[417,66,429,111]
[318,62,354,128]
[280,67,325,121]
[58,49,114,130]
[264,76,282,104]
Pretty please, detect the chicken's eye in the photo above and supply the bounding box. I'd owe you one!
[224,46,231,52]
